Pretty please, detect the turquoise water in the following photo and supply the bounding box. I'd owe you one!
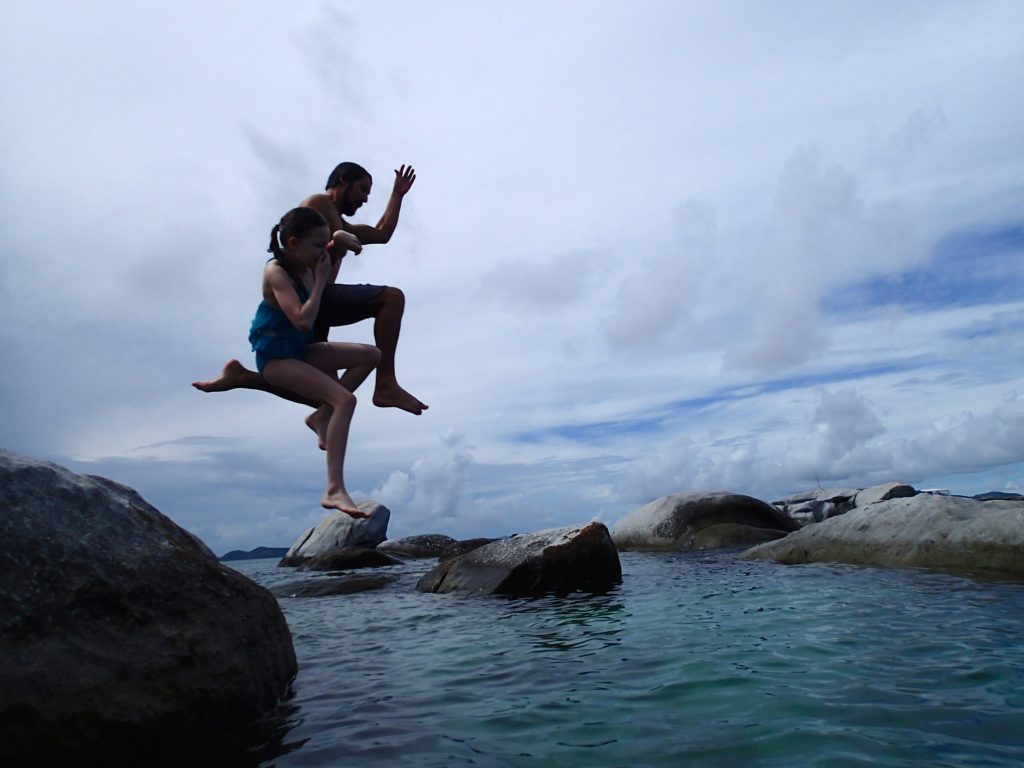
[231,551,1024,767]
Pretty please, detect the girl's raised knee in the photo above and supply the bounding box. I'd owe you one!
[329,386,357,411]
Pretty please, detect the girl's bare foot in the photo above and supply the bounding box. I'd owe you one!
[304,407,331,451]
[373,380,428,415]
[192,359,255,393]
[322,492,369,518]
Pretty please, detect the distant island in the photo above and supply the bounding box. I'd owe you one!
[219,546,289,562]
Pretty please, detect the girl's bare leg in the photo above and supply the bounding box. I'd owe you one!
[262,357,367,518]
[303,342,381,450]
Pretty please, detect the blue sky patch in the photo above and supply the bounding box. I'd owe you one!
[830,224,1024,313]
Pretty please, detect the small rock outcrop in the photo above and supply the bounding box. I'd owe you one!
[744,493,1024,575]
[772,482,918,526]
[612,492,798,551]
[279,501,390,566]
[417,523,622,596]
[0,450,296,764]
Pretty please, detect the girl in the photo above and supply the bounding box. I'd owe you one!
[250,206,381,517]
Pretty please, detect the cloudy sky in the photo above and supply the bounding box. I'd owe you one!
[3,1,1023,554]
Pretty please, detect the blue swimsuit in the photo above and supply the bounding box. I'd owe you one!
[249,284,312,374]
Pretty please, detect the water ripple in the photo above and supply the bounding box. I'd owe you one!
[229,551,1024,767]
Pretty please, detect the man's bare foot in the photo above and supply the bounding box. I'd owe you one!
[192,359,256,393]
[322,492,369,518]
[373,380,428,415]
[305,407,331,451]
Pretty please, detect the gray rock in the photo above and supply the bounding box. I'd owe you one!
[272,573,400,597]
[852,481,917,508]
[296,546,403,571]
[743,493,1024,575]
[772,488,858,526]
[612,491,798,551]
[377,533,457,557]
[974,491,1024,501]
[0,450,296,764]
[417,523,622,596]
[772,488,858,506]
[279,501,390,566]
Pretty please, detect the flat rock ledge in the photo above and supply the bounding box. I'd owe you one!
[279,501,390,567]
[0,450,296,764]
[743,493,1024,576]
[417,523,622,596]
[612,491,798,551]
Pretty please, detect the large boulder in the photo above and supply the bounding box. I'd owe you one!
[612,491,798,551]
[417,523,622,596]
[0,450,296,764]
[743,493,1024,575]
[279,501,390,566]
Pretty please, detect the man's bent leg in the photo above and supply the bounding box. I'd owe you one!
[367,287,428,415]
[314,283,427,415]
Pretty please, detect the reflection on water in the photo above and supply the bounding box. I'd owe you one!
[228,551,1024,767]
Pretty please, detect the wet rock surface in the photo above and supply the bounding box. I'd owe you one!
[417,523,622,596]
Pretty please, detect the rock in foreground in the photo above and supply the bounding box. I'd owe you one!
[612,492,798,551]
[0,450,296,764]
[279,501,390,566]
[417,523,621,596]
[744,493,1024,575]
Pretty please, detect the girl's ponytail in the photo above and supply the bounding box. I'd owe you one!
[267,224,283,259]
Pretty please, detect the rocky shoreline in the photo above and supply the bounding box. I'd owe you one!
[3,448,1022,762]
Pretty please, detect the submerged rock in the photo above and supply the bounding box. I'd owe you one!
[279,501,390,566]
[272,573,400,597]
[612,492,798,551]
[417,523,621,596]
[0,450,296,764]
[744,493,1024,575]
[296,546,403,571]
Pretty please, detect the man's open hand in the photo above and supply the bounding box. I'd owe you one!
[393,164,416,196]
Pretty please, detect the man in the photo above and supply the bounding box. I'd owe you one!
[193,162,428,416]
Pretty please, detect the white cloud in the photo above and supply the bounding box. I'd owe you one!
[3,1,1024,550]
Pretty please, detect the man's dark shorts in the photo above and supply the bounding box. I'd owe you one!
[313,283,386,343]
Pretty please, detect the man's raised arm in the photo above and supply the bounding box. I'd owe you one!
[345,165,416,245]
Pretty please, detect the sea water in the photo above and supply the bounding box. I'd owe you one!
[230,551,1024,767]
